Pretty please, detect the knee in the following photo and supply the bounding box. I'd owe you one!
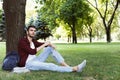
[44,46,53,51]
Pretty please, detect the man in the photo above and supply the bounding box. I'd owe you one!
[18,25,86,72]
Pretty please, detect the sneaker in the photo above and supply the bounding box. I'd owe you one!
[77,60,86,72]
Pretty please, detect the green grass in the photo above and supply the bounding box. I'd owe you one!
[0,42,120,80]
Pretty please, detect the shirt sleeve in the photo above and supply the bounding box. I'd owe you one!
[33,40,44,48]
[18,39,37,55]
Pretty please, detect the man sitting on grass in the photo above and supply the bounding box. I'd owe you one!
[17,25,86,72]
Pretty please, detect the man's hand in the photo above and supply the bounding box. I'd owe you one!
[45,41,56,49]
[49,43,56,49]
[37,41,56,52]
[44,41,51,46]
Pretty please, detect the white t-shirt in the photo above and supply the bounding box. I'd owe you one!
[26,42,36,64]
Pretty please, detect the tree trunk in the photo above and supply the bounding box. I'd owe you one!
[89,30,92,43]
[87,25,92,43]
[67,35,71,43]
[72,24,77,44]
[105,27,111,43]
[103,19,111,43]
[3,0,26,53]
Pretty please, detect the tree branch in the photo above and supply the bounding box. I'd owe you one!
[95,0,98,7]
[108,0,119,27]
[104,0,108,20]
[86,0,104,19]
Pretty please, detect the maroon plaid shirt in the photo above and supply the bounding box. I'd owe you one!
[18,37,44,67]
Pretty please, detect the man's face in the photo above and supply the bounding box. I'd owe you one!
[27,27,36,38]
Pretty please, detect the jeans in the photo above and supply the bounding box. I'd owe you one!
[25,46,73,72]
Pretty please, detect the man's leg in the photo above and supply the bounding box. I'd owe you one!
[25,58,86,72]
[26,60,73,72]
[36,46,69,66]
[51,48,69,66]
[36,46,53,62]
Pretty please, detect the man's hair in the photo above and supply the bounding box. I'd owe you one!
[27,25,36,31]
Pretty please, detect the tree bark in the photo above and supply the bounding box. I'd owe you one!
[71,20,77,44]
[72,25,77,44]
[105,26,111,43]
[3,0,26,53]
[89,27,92,43]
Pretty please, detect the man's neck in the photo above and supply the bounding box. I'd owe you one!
[27,36,33,43]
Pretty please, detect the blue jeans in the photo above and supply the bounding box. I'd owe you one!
[25,46,73,72]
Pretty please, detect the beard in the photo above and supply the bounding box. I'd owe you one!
[28,33,35,38]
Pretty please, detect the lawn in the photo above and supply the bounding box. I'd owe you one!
[0,42,120,80]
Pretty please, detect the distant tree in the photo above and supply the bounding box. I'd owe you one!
[34,17,52,41]
[86,0,120,43]
[35,0,92,43]
[54,34,61,40]
[84,15,94,43]
[35,0,59,30]
[59,0,92,43]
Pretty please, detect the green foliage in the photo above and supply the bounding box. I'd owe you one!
[35,20,52,40]
[35,0,120,42]
[36,0,92,29]
[35,16,52,40]
[27,16,52,40]
[0,10,2,22]
[59,0,92,24]
[0,10,6,41]
[59,21,71,37]
[59,0,93,43]
[54,34,61,40]
[27,17,34,26]
[36,0,60,29]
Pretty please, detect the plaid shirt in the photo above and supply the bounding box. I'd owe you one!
[18,37,44,67]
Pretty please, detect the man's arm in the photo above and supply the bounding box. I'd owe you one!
[48,42,56,49]
[36,41,56,52]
